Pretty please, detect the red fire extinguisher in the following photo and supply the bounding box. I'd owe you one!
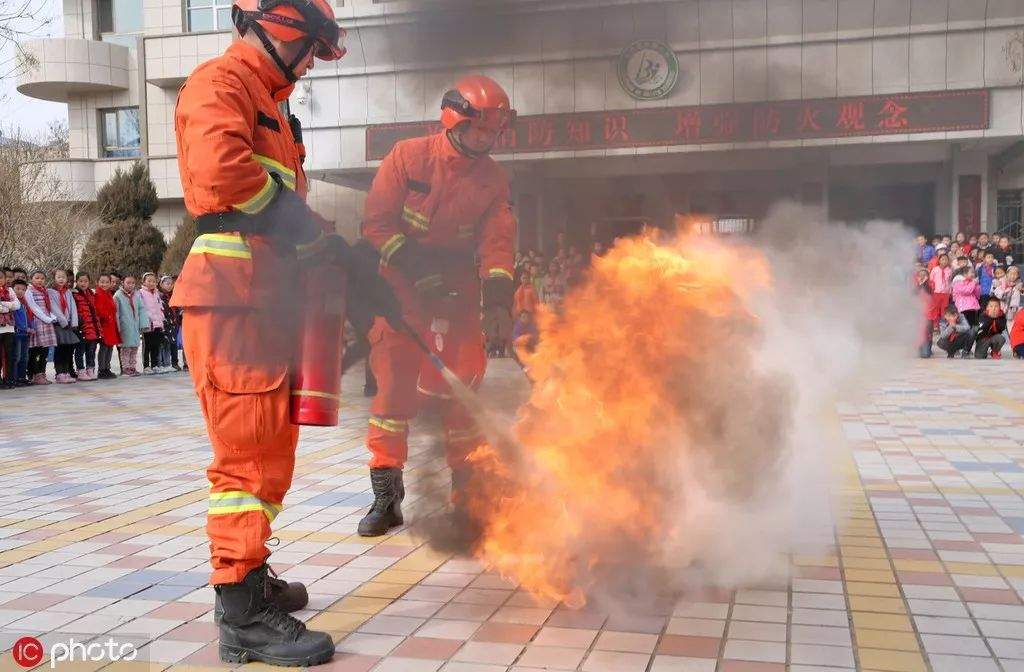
[290,260,347,426]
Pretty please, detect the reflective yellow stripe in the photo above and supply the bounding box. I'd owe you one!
[291,389,342,401]
[380,234,406,263]
[233,172,278,214]
[402,206,430,231]
[488,268,514,281]
[189,233,252,260]
[447,428,483,444]
[253,154,296,190]
[369,416,408,434]
[295,232,327,260]
[208,490,282,522]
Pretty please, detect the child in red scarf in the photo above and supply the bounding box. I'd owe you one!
[94,273,122,379]
[24,270,57,384]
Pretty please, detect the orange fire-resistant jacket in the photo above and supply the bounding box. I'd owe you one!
[362,132,516,298]
[171,40,307,310]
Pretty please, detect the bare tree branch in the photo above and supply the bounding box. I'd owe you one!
[0,123,91,272]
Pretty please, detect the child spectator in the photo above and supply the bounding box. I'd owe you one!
[1012,308,1024,359]
[0,272,19,389]
[158,275,179,372]
[978,252,997,306]
[511,309,539,368]
[514,272,539,317]
[115,275,149,376]
[138,272,165,374]
[1000,265,1023,322]
[974,298,1007,359]
[24,271,57,384]
[915,268,934,357]
[11,280,30,385]
[49,269,80,384]
[951,266,981,326]
[955,232,970,256]
[994,235,1014,268]
[72,272,100,381]
[94,273,121,379]
[936,307,973,358]
[929,253,952,328]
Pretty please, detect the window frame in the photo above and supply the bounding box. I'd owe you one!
[186,0,234,33]
[99,106,142,159]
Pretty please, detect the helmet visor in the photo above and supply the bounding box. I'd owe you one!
[313,22,346,60]
[474,106,516,130]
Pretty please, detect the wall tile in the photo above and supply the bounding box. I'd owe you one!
[767,0,802,40]
[766,44,801,99]
[734,47,767,102]
[700,50,734,103]
[946,32,984,87]
[909,33,947,90]
[802,42,837,97]
[543,62,574,113]
[872,36,910,92]
[733,0,767,41]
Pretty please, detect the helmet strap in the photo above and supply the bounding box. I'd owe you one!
[248,20,315,83]
[446,128,487,159]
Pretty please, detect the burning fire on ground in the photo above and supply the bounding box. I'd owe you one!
[458,232,795,607]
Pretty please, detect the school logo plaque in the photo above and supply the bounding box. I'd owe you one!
[618,40,679,101]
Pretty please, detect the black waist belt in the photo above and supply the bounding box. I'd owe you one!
[195,211,268,236]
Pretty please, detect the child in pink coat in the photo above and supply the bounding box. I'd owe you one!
[951,266,981,326]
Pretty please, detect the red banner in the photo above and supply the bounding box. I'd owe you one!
[958,175,982,236]
[366,88,989,161]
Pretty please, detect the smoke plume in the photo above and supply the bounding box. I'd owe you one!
[412,202,917,609]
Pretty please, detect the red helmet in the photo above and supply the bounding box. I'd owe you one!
[232,0,346,65]
[441,75,516,132]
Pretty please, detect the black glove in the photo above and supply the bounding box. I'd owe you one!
[388,238,448,304]
[341,239,404,334]
[481,276,514,345]
[256,174,321,253]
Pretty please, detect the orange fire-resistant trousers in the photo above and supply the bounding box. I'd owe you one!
[367,306,487,471]
[183,308,297,586]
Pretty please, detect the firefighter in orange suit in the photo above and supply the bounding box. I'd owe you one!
[171,0,395,665]
[357,76,517,537]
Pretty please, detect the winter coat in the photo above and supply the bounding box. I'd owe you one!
[24,285,58,348]
[159,289,178,331]
[94,287,121,347]
[72,287,100,342]
[115,288,150,348]
[0,286,18,333]
[513,282,539,316]
[977,312,1007,340]
[49,286,78,329]
[917,244,935,264]
[938,314,971,342]
[1012,311,1024,349]
[929,265,952,294]
[979,264,996,295]
[138,286,165,330]
[951,277,980,313]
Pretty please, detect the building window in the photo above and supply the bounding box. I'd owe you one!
[187,0,232,32]
[97,0,143,40]
[100,107,141,158]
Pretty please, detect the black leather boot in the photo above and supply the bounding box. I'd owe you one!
[357,467,404,536]
[214,564,308,624]
[217,565,333,667]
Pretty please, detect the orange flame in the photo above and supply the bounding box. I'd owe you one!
[462,232,774,606]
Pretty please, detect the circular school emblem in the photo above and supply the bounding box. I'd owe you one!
[617,40,679,101]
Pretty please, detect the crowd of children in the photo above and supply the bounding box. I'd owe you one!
[915,232,1024,359]
[0,267,183,388]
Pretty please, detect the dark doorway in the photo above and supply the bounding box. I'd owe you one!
[829,182,936,234]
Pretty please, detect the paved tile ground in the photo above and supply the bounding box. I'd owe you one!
[0,358,1022,671]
